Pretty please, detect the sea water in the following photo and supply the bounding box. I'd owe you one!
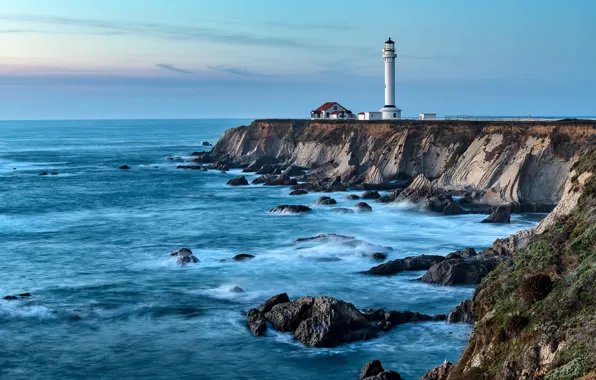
[0,119,544,380]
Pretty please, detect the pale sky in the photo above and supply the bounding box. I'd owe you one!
[1,0,595,119]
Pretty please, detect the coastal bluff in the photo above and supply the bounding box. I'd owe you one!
[212,119,596,208]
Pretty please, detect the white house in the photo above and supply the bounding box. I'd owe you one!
[358,112,382,121]
[311,102,354,120]
[420,113,437,120]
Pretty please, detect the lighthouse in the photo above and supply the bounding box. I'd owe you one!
[379,38,401,119]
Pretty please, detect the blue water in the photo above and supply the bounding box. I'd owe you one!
[0,120,544,380]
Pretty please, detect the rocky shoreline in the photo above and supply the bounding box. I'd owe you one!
[162,119,596,378]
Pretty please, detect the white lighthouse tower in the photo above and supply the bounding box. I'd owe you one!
[379,38,401,119]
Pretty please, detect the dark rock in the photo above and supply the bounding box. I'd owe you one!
[362,190,381,200]
[481,205,511,223]
[50,172,58,175]
[331,207,355,214]
[384,310,436,324]
[243,156,279,173]
[294,234,354,244]
[256,164,275,175]
[355,202,373,212]
[376,196,391,203]
[264,174,297,186]
[265,297,314,332]
[119,165,130,170]
[419,362,454,380]
[365,255,446,275]
[270,205,312,214]
[344,194,360,200]
[177,256,200,264]
[176,165,206,170]
[272,167,283,175]
[39,172,48,176]
[292,296,378,347]
[170,248,193,257]
[314,196,337,206]
[446,247,477,260]
[190,152,214,163]
[252,175,274,184]
[370,252,387,261]
[420,257,503,285]
[360,360,384,379]
[353,180,412,191]
[309,257,342,262]
[247,308,267,336]
[293,176,347,193]
[258,293,291,314]
[290,190,308,196]
[394,175,467,215]
[359,360,404,380]
[3,295,18,300]
[283,165,305,177]
[19,293,31,297]
[447,299,474,323]
[230,286,245,293]
[201,141,212,146]
[232,253,255,261]
[226,176,249,186]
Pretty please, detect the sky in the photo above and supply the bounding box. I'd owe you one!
[1,0,595,119]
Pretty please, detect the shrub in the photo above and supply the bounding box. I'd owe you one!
[518,273,553,307]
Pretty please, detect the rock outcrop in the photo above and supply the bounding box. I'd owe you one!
[420,362,454,380]
[359,360,404,380]
[394,175,466,215]
[365,255,446,276]
[447,299,474,324]
[169,248,200,264]
[313,196,337,205]
[481,205,511,223]
[270,205,312,214]
[420,257,503,285]
[226,176,249,186]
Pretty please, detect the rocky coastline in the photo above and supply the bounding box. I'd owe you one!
[165,119,595,379]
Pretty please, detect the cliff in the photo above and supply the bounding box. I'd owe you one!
[212,119,595,207]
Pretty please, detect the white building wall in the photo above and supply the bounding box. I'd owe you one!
[358,112,383,120]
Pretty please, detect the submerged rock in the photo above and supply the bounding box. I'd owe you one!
[263,174,297,186]
[294,234,354,244]
[270,205,312,214]
[169,248,200,264]
[370,252,388,261]
[344,194,360,200]
[481,205,511,223]
[376,195,392,203]
[119,165,130,170]
[359,360,404,380]
[283,165,306,177]
[226,176,249,186]
[289,189,308,196]
[252,175,274,184]
[313,196,337,205]
[362,190,381,200]
[420,257,503,285]
[419,361,453,380]
[330,207,355,214]
[230,286,245,293]
[355,202,373,212]
[243,156,279,173]
[3,295,18,300]
[201,141,212,146]
[39,172,48,176]
[365,255,446,275]
[256,164,275,175]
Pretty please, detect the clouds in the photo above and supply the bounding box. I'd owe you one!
[207,65,266,77]
[156,64,194,75]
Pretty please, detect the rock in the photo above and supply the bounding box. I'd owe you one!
[176,165,206,170]
[265,297,314,332]
[359,360,404,380]
[230,286,245,293]
[365,255,446,275]
[119,165,130,170]
[446,248,477,260]
[370,252,387,260]
[331,208,355,214]
[177,256,200,264]
[189,152,214,163]
[394,175,467,215]
[344,194,360,200]
[294,234,354,244]
[170,248,193,257]
[226,176,249,186]
[256,164,275,175]
[19,293,31,297]
[360,360,384,379]
[481,205,511,223]
[314,196,337,206]
[289,190,308,196]
[247,308,267,336]
[201,141,212,146]
[39,172,48,176]
[50,172,58,175]
[232,254,255,261]
[292,296,378,347]
[258,293,291,314]
[376,196,392,203]
[270,205,312,214]
[355,202,373,212]
[243,156,279,173]
[264,174,297,186]
[419,362,453,380]
[252,175,274,184]
[447,299,474,323]
[420,257,503,285]
[283,165,306,177]
[3,295,18,300]
[362,190,381,200]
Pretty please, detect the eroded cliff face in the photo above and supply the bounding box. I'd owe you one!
[213,119,595,207]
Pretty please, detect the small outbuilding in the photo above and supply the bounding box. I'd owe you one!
[358,112,383,121]
[420,113,437,120]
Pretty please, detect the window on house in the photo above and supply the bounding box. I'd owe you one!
[333,106,337,110]
[393,113,396,117]
[326,112,329,117]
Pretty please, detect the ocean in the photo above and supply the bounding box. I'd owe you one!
[0,119,544,380]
